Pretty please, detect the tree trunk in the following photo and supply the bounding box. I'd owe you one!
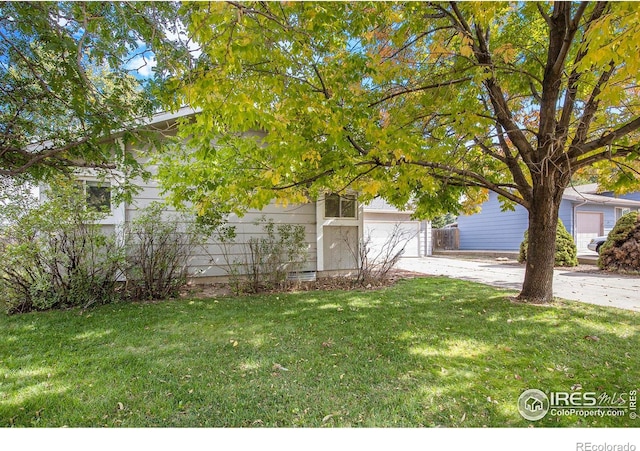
[518,187,563,303]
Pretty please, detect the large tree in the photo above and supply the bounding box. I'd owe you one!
[157,1,640,303]
[0,1,190,183]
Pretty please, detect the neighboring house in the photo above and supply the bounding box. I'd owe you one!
[457,184,640,252]
[48,107,420,282]
[363,198,432,258]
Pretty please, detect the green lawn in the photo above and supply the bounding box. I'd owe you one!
[1,277,638,427]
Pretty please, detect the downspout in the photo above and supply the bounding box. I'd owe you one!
[572,200,588,243]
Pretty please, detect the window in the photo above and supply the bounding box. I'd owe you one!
[324,193,356,218]
[615,207,631,221]
[78,180,111,213]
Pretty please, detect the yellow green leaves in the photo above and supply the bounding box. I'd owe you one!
[577,3,640,80]
[360,180,383,197]
[302,150,322,168]
[459,35,474,59]
[494,43,517,65]
[153,1,640,226]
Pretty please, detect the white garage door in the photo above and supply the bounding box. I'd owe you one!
[364,221,422,258]
[576,212,603,251]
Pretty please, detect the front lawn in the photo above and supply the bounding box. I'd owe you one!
[1,277,638,427]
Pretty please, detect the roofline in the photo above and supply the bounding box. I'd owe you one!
[141,106,201,128]
[564,193,640,208]
[24,106,201,153]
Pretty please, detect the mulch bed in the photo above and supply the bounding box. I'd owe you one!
[181,269,429,299]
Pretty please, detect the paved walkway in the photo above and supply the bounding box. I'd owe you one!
[398,256,640,312]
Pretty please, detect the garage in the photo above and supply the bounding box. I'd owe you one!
[576,211,603,251]
[363,198,430,258]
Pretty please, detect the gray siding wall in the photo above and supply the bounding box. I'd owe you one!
[126,169,318,280]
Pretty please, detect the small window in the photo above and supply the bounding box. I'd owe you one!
[77,180,111,213]
[615,207,630,221]
[324,193,357,218]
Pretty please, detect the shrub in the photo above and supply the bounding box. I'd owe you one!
[216,217,308,293]
[519,219,578,267]
[124,202,205,300]
[0,183,125,313]
[350,223,417,285]
[598,211,640,272]
[0,184,210,313]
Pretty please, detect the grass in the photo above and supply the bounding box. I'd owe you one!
[0,277,638,427]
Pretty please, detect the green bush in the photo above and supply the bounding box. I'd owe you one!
[124,202,205,300]
[0,182,125,313]
[0,186,211,313]
[598,211,640,272]
[518,219,578,267]
[217,217,308,293]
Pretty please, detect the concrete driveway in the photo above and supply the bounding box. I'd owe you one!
[398,256,640,312]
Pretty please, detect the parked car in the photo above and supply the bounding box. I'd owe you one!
[587,235,608,253]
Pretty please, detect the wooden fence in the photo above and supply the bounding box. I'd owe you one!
[432,228,460,250]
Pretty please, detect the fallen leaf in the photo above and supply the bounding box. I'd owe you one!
[117,402,124,411]
[273,363,289,372]
[322,414,334,423]
[514,374,522,380]
[571,384,583,391]
[584,335,600,341]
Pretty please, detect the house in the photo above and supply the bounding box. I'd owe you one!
[456,184,640,252]
[524,396,544,413]
[363,198,432,258]
[58,107,421,282]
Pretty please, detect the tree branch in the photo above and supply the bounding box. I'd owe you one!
[408,159,527,208]
[312,64,331,99]
[569,116,640,161]
[536,2,552,26]
[368,76,472,108]
[572,144,640,170]
[0,136,94,176]
[550,2,587,76]
[569,61,616,149]
[226,1,291,31]
[555,2,609,147]
[473,138,506,163]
